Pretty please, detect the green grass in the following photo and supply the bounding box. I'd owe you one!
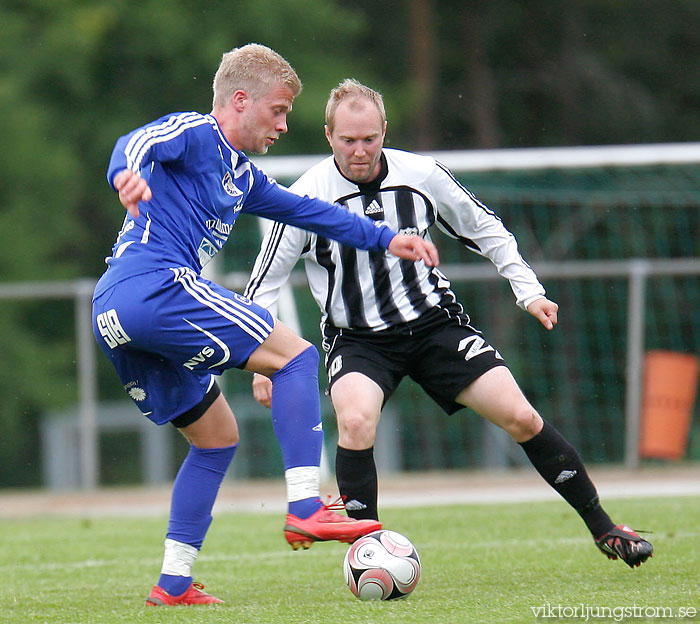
[2,496,698,624]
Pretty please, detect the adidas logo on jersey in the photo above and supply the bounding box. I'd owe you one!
[364,200,383,215]
[554,469,578,484]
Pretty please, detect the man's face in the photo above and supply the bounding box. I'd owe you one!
[325,99,386,184]
[238,85,295,154]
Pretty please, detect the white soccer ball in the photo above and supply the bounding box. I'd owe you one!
[343,529,421,600]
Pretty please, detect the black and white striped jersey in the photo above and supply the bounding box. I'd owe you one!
[245,148,545,332]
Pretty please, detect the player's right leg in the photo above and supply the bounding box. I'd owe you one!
[145,391,243,606]
[94,295,235,603]
[321,327,406,522]
[330,372,384,520]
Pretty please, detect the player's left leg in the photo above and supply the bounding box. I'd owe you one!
[245,321,382,548]
[456,367,653,567]
[457,367,611,528]
[155,270,379,548]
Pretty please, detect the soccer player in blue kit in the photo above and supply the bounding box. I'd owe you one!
[92,44,439,606]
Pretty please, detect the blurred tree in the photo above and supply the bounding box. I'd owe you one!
[344,0,700,148]
[409,0,438,149]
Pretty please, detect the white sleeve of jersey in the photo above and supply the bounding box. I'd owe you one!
[428,161,546,310]
[244,217,309,319]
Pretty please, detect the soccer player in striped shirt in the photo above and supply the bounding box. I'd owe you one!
[246,79,653,570]
[93,47,439,606]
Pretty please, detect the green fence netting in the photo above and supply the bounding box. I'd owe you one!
[216,163,700,475]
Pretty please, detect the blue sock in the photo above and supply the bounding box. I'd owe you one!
[270,346,323,519]
[159,444,237,595]
[158,574,192,597]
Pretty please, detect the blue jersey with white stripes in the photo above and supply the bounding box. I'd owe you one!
[96,111,395,297]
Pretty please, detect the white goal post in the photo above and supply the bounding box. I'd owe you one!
[252,142,700,178]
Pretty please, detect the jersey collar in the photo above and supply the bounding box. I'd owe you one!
[333,152,388,192]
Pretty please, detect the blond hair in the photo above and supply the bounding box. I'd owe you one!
[212,43,302,107]
[325,78,386,134]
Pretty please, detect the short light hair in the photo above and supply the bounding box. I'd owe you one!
[325,79,386,134]
[212,43,302,107]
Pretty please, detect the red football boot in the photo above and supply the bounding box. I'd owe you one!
[145,581,224,606]
[284,497,382,550]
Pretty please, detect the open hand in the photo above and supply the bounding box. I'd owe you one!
[387,234,440,266]
[527,297,559,330]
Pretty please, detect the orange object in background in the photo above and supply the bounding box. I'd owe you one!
[640,350,700,460]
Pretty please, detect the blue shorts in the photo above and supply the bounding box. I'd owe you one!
[92,267,274,425]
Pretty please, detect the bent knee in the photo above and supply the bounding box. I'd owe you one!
[277,344,319,376]
[504,408,543,443]
[218,425,240,447]
[337,411,377,448]
[297,344,320,368]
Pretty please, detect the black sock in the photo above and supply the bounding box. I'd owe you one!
[519,421,614,538]
[335,446,378,520]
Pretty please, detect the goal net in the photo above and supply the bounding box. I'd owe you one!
[228,144,700,472]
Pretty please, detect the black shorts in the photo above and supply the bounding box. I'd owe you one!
[321,308,508,415]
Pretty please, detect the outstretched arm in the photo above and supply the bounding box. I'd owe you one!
[246,172,441,257]
[429,161,547,309]
[527,297,559,330]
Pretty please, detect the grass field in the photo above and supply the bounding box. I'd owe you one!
[2,495,698,624]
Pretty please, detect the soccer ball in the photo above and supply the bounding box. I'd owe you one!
[343,530,421,600]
